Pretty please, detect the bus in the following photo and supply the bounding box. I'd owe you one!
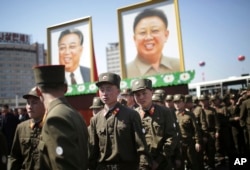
[188,75,250,97]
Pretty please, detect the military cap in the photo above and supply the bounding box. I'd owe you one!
[199,94,209,100]
[152,93,164,102]
[33,65,65,85]
[184,94,193,103]
[89,97,104,109]
[165,94,173,101]
[173,94,185,102]
[96,72,121,88]
[131,78,152,92]
[23,87,39,99]
[154,89,166,98]
[120,88,132,95]
[154,89,166,94]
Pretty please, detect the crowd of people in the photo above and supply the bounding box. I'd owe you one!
[0,67,250,170]
[149,88,250,170]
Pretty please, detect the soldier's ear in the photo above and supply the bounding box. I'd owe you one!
[35,86,42,97]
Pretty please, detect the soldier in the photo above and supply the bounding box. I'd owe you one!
[0,130,8,170]
[152,93,165,106]
[8,87,45,170]
[88,96,104,157]
[192,96,207,136]
[132,78,178,170]
[88,72,151,170]
[210,94,232,162]
[119,88,138,109]
[199,94,220,170]
[89,96,104,116]
[239,85,250,154]
[228,92,248,155]
[117,95,128,106]
[184,94,204,170]
[154,88,167,100]
[165,94,175,111]
[184,95,194,112]
[163,94,183,169]
[173,94,202,170]
[33,65,89,170]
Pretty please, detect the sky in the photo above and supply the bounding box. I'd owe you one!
[1,0,250,83]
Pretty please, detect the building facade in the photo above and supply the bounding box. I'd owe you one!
[0,32,46,108]
[106,42,121,75]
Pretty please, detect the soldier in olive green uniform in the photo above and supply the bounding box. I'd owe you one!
[33,65,89,170]
[88,73,151,170]
[8,87,45,170]
[184,94,205,170]
[154,89,167,100]
[210,94,232,160]
[132,78,178,170]
[199,94,220,170]
[120,88,138,109]
[192,96,209,170]
[0,130,8,170]
[89,97,104,116]
[152,93,165,106]
[165,95,175,111]
[228,92,248,155]
[173,94,202,170]
[166,94,183,170]
[239,85,250,154]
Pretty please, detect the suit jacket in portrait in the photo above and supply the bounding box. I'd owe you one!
[80,65,90,82]
[126,55,180,78]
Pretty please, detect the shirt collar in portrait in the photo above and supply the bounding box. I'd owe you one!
[135,55,174,75]
[65,66,84,85]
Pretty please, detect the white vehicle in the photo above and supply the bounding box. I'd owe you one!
[188,75,250,97]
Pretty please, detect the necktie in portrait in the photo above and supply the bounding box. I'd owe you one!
[70,72,77,85]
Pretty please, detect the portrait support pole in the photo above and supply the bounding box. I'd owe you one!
[15,94,19,108]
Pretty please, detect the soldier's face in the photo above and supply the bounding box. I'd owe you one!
[165,100,174,108]
[121,94,134,106]
[98,84,120,107]
[59,33,83,72]
[92,108,102,116]
[133,89,153,109]
[26,96,45,121]
[174,100,185,111]
[134,16,169,63]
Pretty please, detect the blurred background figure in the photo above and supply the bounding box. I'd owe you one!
[0,130,8,170]
[1,104,19,154]
[119,88,138,109]
[89,97,104,116]
[165,94,175,111]
[152,93,165,106]
[17,108,29,122]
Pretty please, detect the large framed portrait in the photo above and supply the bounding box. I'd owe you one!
[118,0,185,79]
[47,17,94,85]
